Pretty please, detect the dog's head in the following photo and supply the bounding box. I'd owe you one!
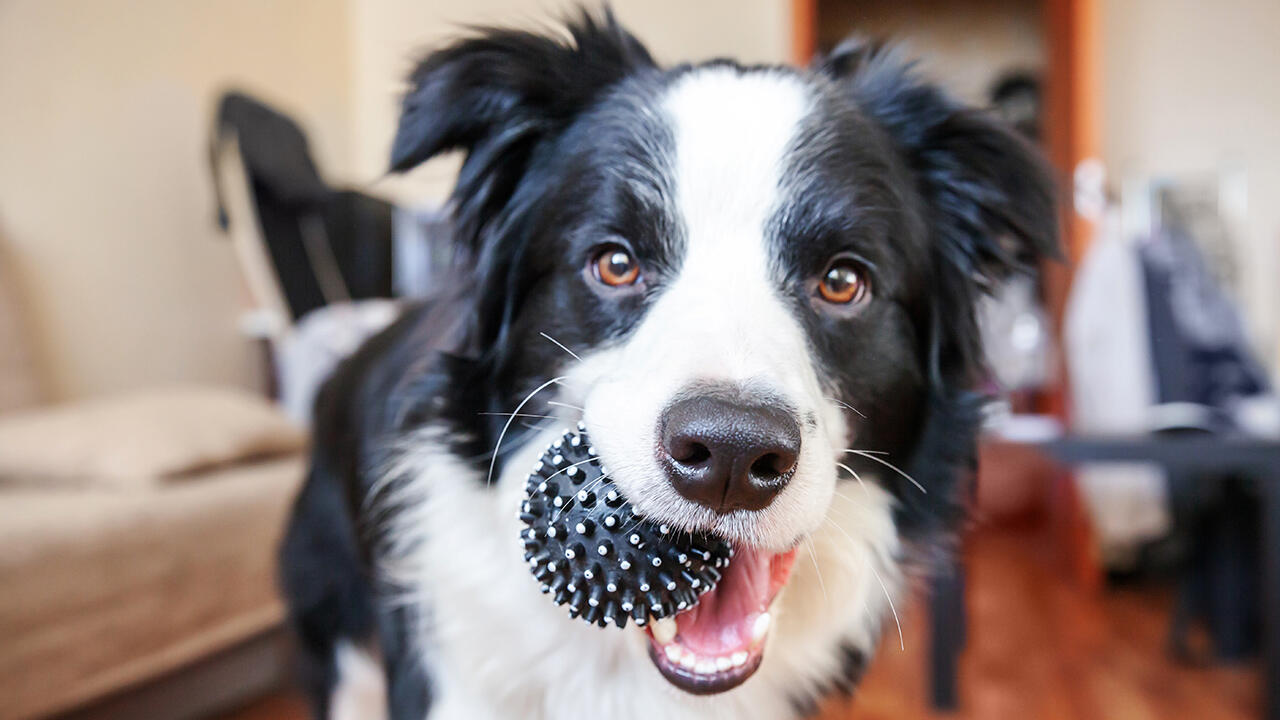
[393,12,1056,696]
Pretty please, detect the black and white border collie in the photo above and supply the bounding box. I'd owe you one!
[280,11,1057,720]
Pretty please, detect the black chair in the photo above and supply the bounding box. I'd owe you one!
[209,90,395,323]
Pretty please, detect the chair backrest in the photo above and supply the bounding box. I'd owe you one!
[210,91,395,325]
[210,130,293,343]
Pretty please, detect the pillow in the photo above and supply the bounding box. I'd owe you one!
[0,386,306,489]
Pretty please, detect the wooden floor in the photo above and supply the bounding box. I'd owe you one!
[223,525,1259,720]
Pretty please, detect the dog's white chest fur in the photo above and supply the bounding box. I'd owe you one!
[382,427,902,720]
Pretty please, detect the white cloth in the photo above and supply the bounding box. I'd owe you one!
[275,300,402,426]
[1064,212,1170,566]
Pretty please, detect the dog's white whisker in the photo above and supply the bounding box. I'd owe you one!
[830,488,858,505]
[835,461,873,498]
[868,556,905,652]
[546,400,585,412]
[487,376,565,486]
[842,449,926,494]
[540,457,598,481]
[828,396,867,419]
[539,331,583,363]
[478,411,559,420]
[549,472,611,525]
[804,537,827,607]
[822,518,905,652]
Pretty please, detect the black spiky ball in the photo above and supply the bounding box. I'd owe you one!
[519,423,733,629]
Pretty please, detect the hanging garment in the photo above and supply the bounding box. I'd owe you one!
[1065,211,1170,567]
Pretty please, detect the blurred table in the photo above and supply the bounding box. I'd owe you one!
[1041,435,1280,720]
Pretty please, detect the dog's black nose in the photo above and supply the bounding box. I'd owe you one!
[657,394,801,513]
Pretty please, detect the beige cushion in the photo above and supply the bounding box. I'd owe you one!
[0,386,306,489]
[0,455,304,720]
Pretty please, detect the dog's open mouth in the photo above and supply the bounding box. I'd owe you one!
[643,544,797,694]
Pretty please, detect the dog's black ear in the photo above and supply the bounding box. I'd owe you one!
[817,39,1060,384]
[391,10,655,248]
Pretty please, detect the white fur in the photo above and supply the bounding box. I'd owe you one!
[377,68,906,719]
[330,641,388,720]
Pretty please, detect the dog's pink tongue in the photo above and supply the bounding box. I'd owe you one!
[673,547,797,654]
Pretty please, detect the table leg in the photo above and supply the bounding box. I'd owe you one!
[930,557,965,712]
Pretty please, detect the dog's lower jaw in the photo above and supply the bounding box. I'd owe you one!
[386,425,900,720]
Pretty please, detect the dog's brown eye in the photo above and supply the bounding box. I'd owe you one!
[593,246,640,287]
[818,261,867,304]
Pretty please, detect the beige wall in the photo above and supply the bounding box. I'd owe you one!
[0,0,353,401]
[349,0,793,203]
[1102,0,1280,368]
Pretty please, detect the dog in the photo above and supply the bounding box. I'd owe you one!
[279,11,1057,720]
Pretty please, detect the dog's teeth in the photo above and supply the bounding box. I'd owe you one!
[715,656,732,672]
[664,645,682,663]
[751,613,772,644]
[679,653,696,670]
[651,615,677,645]
[695,659,715,674]
[732,651,748,667]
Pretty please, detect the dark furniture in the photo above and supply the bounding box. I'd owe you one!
[209,91,395,321]
[1043,435,1280,720]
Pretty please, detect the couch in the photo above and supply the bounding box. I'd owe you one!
[0,381,306,720]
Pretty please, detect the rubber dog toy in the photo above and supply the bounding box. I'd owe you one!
[520,424,732,628]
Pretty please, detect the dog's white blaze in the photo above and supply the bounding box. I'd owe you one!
[330,641,388,720]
